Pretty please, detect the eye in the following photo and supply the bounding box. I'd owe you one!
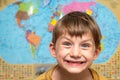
[62,42,72,47]
[81,43,90,48]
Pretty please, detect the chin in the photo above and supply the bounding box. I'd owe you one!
[65,66,86,74]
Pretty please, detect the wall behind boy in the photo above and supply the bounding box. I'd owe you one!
[0,0,120,80]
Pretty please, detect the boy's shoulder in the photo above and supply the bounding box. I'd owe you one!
[35,72,47,80]
[35,66,56,80]
[90,68,108,80]
[99,75,108,80]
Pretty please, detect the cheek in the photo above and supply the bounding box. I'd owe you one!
[56,45,70,53]
[55,47,70,58]
[82,51,95,60]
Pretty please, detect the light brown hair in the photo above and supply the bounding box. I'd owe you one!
[52,11,102,48]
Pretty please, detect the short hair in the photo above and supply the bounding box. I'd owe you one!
[52,11,102,48]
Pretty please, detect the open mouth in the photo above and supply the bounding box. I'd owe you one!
[65,60,86,65]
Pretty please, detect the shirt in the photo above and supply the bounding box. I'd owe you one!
[35,65,107,80]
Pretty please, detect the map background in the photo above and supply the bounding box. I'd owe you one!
[0,0,120,64]
[0,0,120,80]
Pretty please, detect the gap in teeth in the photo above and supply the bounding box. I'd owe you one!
[67,61,84,64]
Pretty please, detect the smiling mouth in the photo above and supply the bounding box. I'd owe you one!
[65,60,86,65]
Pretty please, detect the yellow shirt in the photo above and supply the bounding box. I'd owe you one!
[35,65,107,80]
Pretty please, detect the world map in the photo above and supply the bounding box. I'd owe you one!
[0,0,120,64]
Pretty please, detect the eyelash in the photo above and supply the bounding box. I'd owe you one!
[63,42,72,46]
[81,43,91,48]
[62,41,92,49]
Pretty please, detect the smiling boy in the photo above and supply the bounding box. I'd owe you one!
[36,11,107,80]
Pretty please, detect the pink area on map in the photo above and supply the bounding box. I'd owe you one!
[62,1,96,14]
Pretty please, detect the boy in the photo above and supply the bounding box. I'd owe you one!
[36,11,107,80]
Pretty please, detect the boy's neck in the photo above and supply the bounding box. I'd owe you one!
[52,66,93,80]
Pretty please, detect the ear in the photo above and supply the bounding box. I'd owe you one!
[49,42,57,58]
[93,46,101,60]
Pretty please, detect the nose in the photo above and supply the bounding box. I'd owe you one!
[70,45,81,58]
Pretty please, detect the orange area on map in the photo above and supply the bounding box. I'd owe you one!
[26,32,41,49]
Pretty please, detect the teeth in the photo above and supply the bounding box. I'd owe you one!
[67,60,84,64]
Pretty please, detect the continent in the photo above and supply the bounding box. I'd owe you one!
[48,1,96,32]
[62,1,96,15]
[26,30,41,49]
[16,11,29,28]
[48,5,62,32]
[26,30,41,58]
[15,1,38,28]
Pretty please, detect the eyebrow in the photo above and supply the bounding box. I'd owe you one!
[59,36,73,42]
[81,39,94,44]
[60,36,94,43]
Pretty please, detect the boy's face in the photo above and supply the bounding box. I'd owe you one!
[50,33,101,74]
